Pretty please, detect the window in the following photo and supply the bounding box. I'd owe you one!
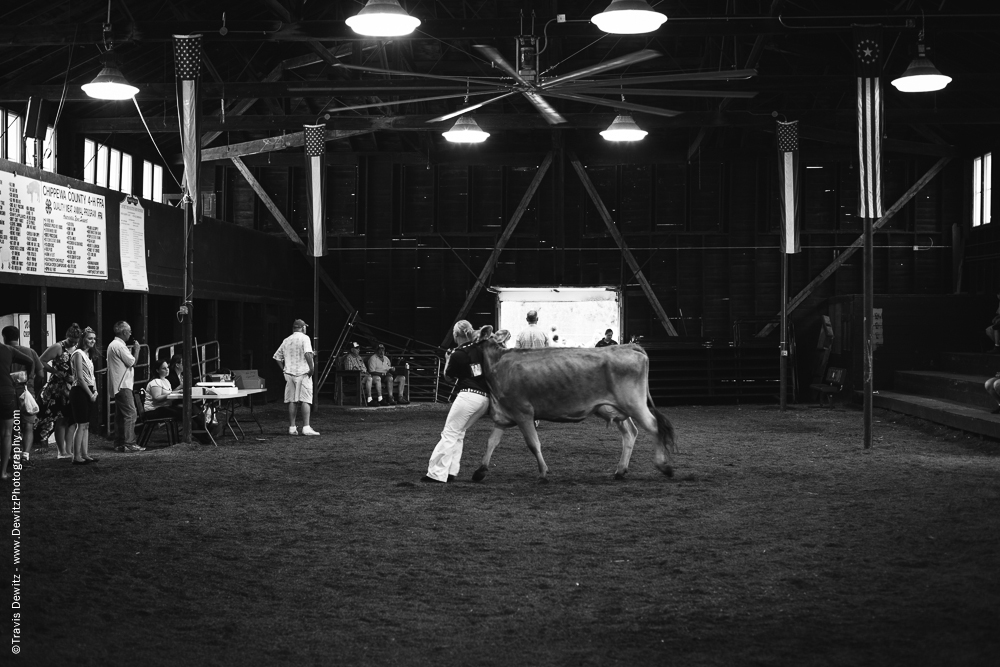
[142,159,163,203]
[1,108,22,163]
[83,138,133,192]
[974,153,992,227]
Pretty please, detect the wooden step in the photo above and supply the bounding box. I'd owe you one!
[894,370,994,410]
[940,351,1000,376]
[871,390,1000,440]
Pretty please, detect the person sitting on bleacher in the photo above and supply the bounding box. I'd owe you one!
[367,344,398,406]
[339,342,373,406]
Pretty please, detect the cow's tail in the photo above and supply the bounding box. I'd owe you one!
[647,390,677,454]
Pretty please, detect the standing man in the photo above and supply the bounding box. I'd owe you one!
[108,321,144,453]
[515,310,550,349]
[595,329,618,347]
[367,344,396,406]
[273,319,319,436]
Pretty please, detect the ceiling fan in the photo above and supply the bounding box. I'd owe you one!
[328,36,758,125]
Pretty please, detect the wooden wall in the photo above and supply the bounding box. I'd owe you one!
[203,144,964,354]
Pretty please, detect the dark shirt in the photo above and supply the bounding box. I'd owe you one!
[1,345,35,390]
[595,338,618,348]
[167,371,185,391]
[7,344,42,396]
[446,343,490,394]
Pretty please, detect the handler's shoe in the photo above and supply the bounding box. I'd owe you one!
[302,426,320,436]
[288,426,298,436]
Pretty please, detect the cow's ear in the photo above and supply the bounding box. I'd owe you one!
[477,325,494,341]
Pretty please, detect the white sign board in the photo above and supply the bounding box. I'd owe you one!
[119,196,148,291]
[873,308,884,346]
[0,171,107,279]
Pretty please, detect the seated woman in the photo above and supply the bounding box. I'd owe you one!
[146,359,182,421]
[167,353,186,390]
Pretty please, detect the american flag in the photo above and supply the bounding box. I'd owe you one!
[776,120,800,254]
[304,124,326,257]
[854,25,883,219]
[174,35,202,222]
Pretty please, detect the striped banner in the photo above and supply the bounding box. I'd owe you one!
[776,120,800,254]
[304,124,326,257]
[174,34,202,222]
[854,25,883,219]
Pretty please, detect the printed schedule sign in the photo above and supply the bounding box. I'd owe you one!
[0,170,107,279]
[119,196,148,291]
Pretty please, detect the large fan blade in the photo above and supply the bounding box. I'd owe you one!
[522,92,566,124]
[543,91,682,118]
[557,69,758,89]
[334,62,509,90]
[539,49,662,90]
[321,89,509,115]
[566,88,758,99]
[426,91,519,123]
[473,45,533,88]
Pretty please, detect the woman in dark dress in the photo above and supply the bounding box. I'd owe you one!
[36,323,82,458]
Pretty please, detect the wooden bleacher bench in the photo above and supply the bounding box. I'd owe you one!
[810,367,845,407]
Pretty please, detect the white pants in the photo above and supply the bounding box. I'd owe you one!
[426,391,489,482]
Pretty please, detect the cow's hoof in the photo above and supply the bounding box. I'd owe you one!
[614,470,627,480]
[661,465,674,478]
[472,466,488,482]
[538,477,549,484]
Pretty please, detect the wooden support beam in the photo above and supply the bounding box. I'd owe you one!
[757,156,952,338]
[230,157,357,318]
[229,157,303,245]
[441,152,555,348]
[568,153,679,337]
[203,128,372,161]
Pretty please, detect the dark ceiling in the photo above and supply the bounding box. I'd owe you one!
[1,0,997,162]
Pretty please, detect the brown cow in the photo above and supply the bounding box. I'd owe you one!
[471,340,677,482]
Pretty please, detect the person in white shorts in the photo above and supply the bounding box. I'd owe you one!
[273,319,319,436]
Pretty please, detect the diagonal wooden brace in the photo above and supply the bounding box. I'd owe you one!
[569,153,678,336]
[441,152,555,348]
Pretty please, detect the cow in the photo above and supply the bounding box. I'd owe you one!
[470,339,677,482]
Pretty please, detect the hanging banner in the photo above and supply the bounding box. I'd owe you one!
[854,25,883,219]
[0,170,107,279]
[119,195,148,292]
[776,120,800,254]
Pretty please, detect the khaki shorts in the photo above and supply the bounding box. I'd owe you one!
[284,374,314,403]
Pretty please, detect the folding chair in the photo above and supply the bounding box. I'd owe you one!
[134,388,179,448]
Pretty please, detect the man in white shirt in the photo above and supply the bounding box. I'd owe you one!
[107,320,144,452]
[366,344,396,406]
[515,310,550,349]
[273,319,319,436]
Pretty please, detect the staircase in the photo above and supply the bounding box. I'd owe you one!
[872,352,1000,439]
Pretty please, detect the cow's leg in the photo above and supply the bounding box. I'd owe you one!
[516,420,549,482]
[613,417,639,480]
[631,407,675,477]
[473,426,505,482]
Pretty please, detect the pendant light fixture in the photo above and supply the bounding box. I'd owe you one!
[82,50,139,100]
[346,0,421,37]
[442,116,490,143]
[592,0,667,35]
[890,40,951,93]
[82,0,138,100]
[600,114,647,142]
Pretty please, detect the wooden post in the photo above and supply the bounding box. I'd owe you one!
[863,214,873,449]
[780,251,788,411]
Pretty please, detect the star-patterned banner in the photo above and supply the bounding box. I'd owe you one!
[776,120,800,254]
[304,124,327,257]
[854,25,883,219]
[174,35,202,222]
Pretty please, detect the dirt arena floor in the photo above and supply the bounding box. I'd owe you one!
[2,400,999,667]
